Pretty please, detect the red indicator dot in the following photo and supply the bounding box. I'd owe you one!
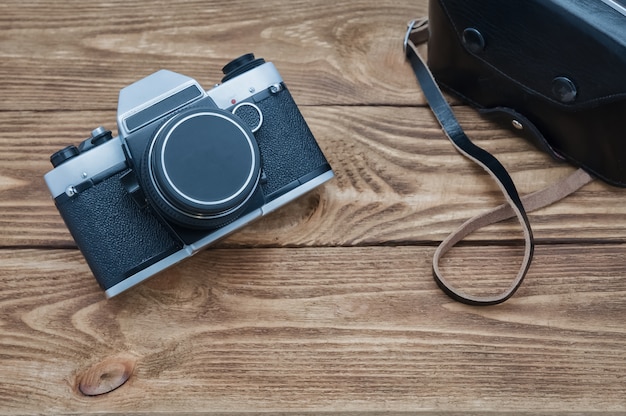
[231,99,237,105]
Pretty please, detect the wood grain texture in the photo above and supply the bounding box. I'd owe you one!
[1,0,626,414]
[1,245,626,413]
[0,0,426,110]
[1,107,624,248]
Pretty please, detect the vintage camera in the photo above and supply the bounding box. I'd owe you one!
[44,54,333,298]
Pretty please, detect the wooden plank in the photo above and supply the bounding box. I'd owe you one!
[1,245,625,414]
[1,107,624,248]
[0,0,427,111]
[2,0,626,413]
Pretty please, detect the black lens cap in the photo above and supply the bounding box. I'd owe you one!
[146,108,261,228]
[221,53,266,83]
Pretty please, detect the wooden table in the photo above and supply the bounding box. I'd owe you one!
[2,0,625,414]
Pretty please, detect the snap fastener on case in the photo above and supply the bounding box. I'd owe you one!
[462,28,485,53]
[552,76,577,103]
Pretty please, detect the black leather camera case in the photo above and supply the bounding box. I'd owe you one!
[427,0,626,187]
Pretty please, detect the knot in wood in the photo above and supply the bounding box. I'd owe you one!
[78,354,136,396]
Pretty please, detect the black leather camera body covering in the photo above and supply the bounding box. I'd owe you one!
[427,0,626,187]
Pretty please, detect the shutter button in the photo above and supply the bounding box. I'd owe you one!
[552,77,577,103]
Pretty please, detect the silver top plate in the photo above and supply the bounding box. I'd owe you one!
[207,62,283,108]
[44,135,126,198]
[117,70,207,137]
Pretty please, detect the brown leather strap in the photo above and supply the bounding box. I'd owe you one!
[432,168,593,304]
[405,18,594,304]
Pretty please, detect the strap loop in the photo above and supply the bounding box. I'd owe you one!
[404,18,593,305]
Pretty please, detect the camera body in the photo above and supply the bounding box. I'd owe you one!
[44,54,333,298]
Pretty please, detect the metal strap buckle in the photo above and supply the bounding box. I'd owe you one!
[403,19,418,53]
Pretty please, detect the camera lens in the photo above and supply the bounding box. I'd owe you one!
[144,108,261,229]
[221,53,266,83]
